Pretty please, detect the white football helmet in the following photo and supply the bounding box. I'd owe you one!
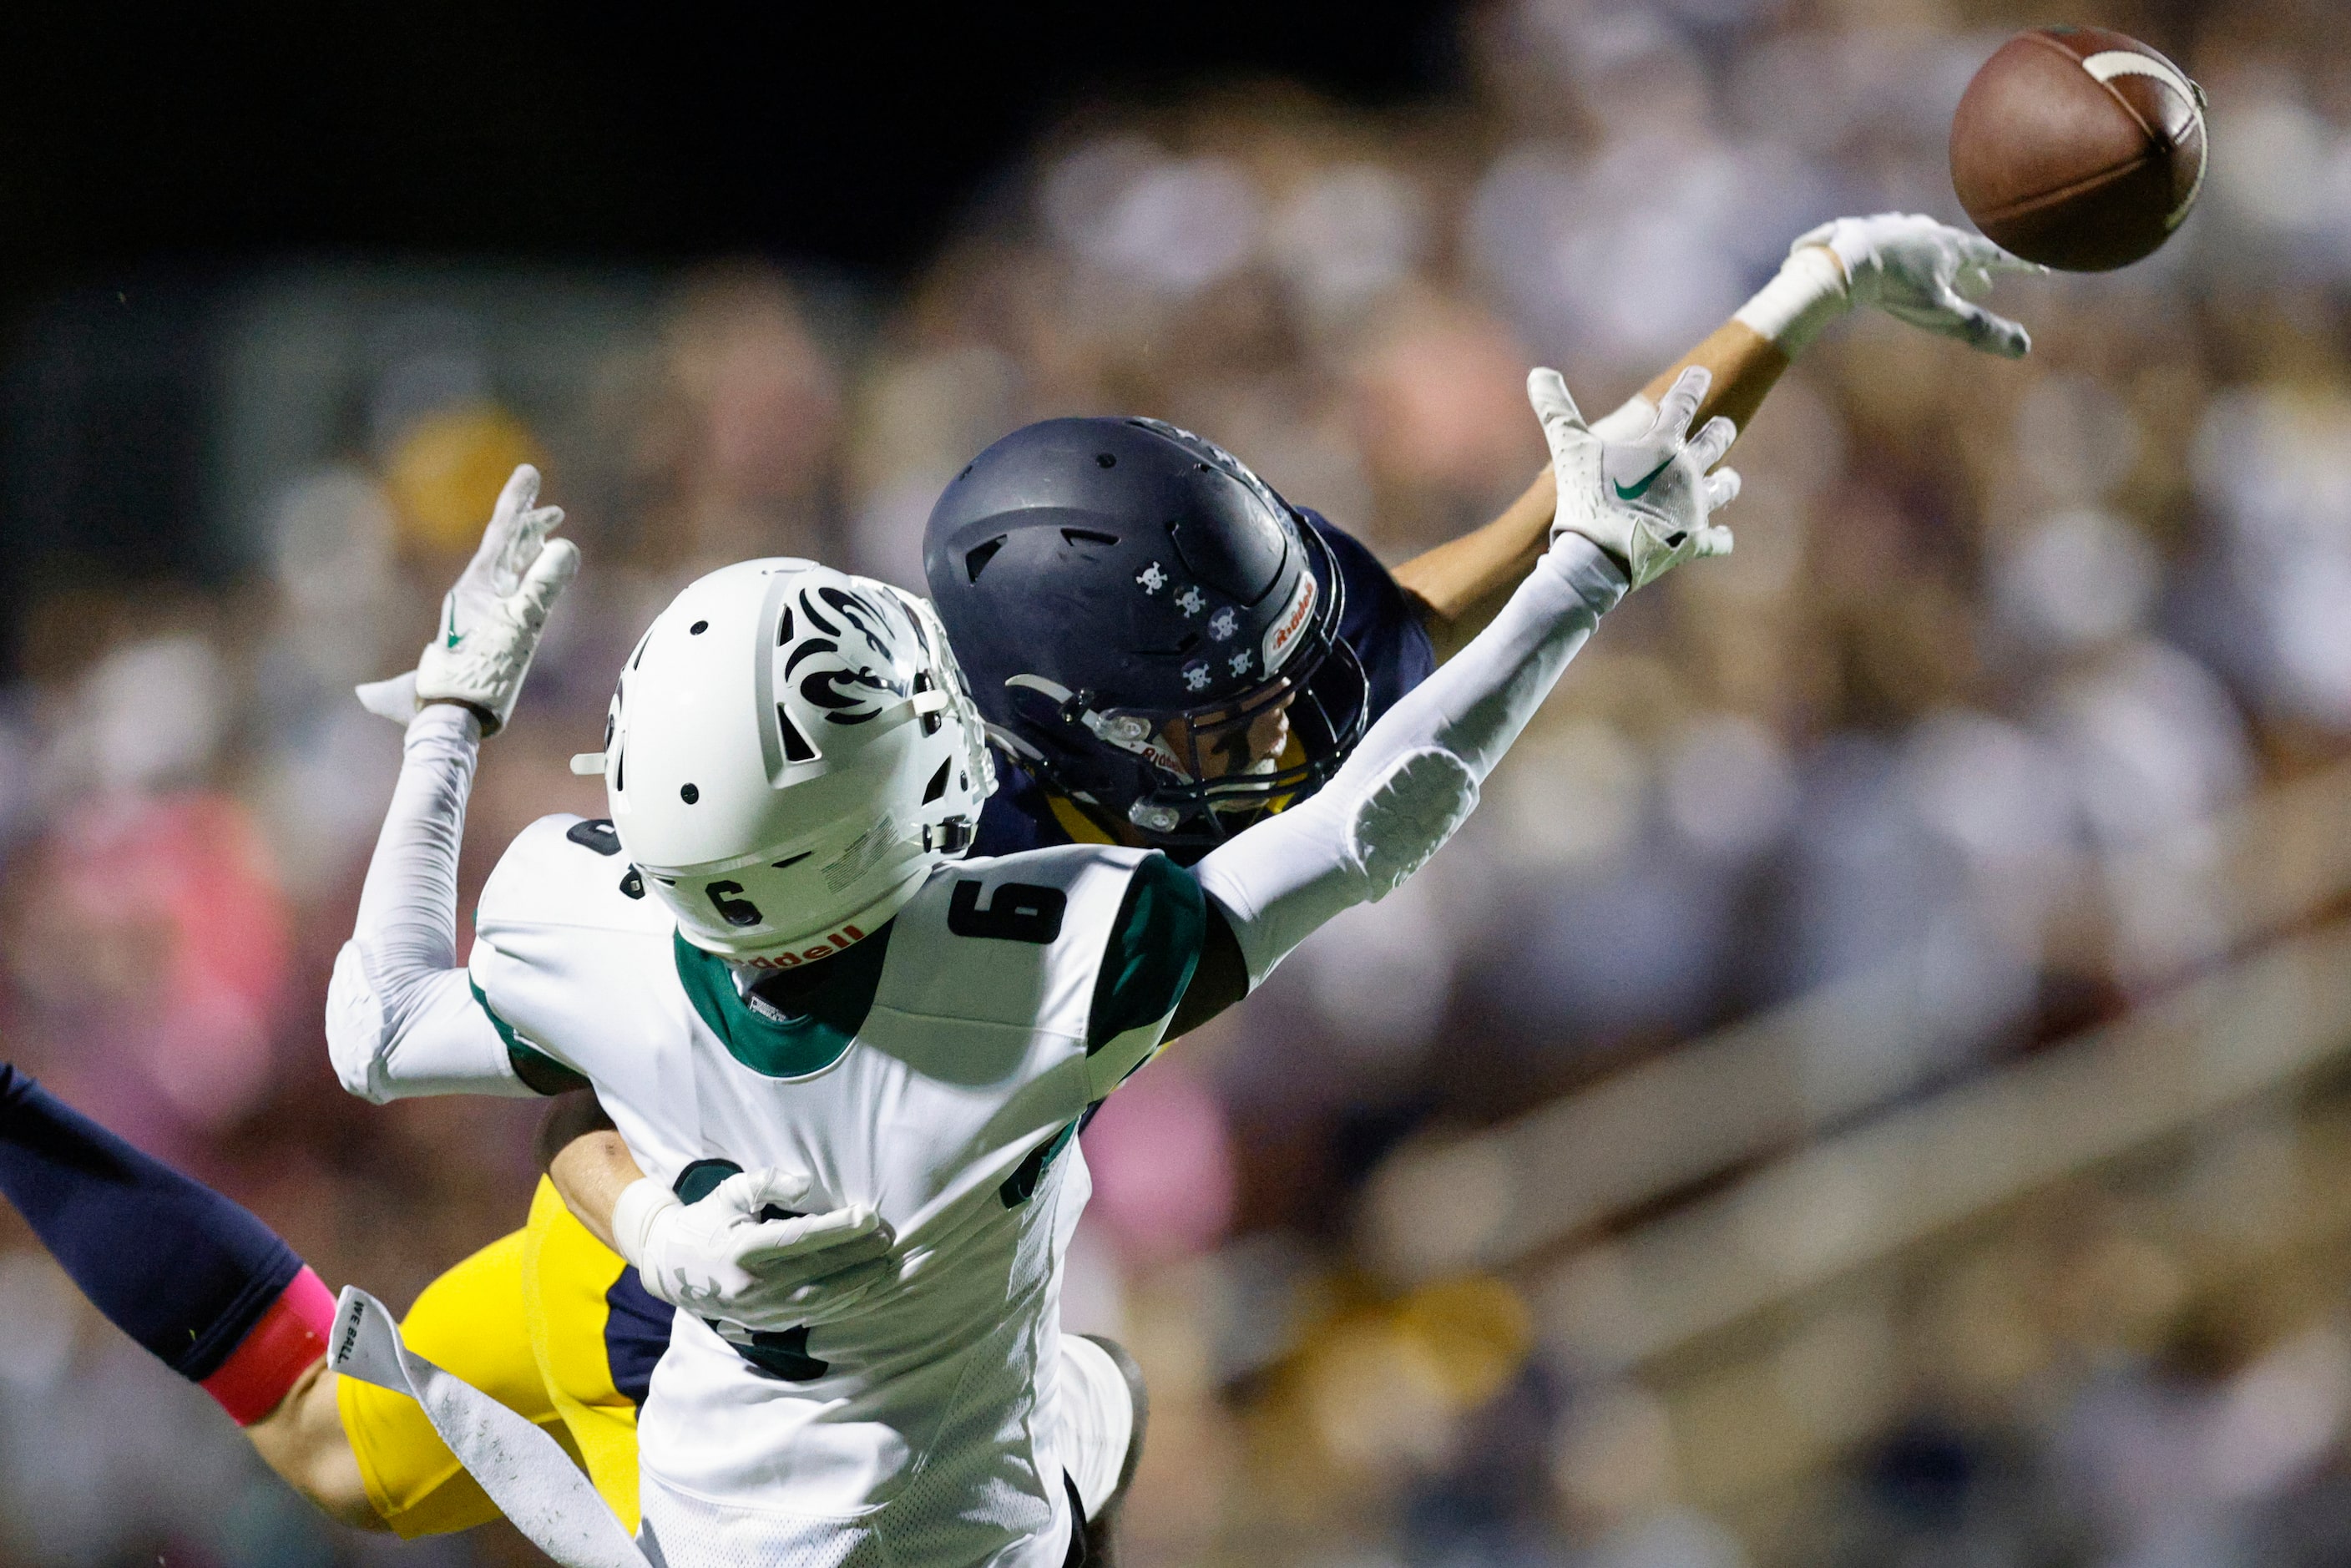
[590,559,995,963]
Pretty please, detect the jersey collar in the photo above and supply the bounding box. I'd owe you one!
[672,924,892,1079]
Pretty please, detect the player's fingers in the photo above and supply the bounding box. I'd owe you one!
[792,1243,895,1290]
[1525,367,1590,456]
[468,463,541,569]
[1939,290,2032,358]
[1702,467,1742,513]
[808,1257,892,1298]
[726,1253,894,1329]
[511,537,581,630]
[706,1169,776,1218]
[1788,220,1838,256]
[772,1259,894,1327]
[493,503,567,593]
[744,1202,882,1257]
[1686,415,1737,473]
[1587,393,1659,443]
[740,1221,891,1272]
[820,1229,896,1270]
[742,1166,817,1216]
[1952,233,2044,295]
[497,463,541,521]
[776,1203,884,1252]
[1651,365,1711,443]
[1967,238,2049,276]
[513,503,565,553]
[1695,522,1736,559]
[513,536,580,626]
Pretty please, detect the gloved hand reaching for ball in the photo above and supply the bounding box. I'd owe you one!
[1734,212,2045,362]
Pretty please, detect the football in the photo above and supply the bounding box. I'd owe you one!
[1949,24,2207,271]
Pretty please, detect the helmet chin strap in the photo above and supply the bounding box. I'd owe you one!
[980,719,1049,767]
[1004,674,1189,778]
[1007,672,1297,841]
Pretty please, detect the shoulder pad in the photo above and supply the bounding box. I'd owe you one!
[879,843,1155,1036]
[948,842,1155,898]
[478,815,677,938]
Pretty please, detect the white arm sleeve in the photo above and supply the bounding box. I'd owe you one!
[1194,534,1627,987]
[326,703,532,1103]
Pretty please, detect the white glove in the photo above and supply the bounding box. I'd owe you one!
[356,464,580,735]
[612,1169,895,1331]
[1738,213,2043,360]
[1806,213,2044,357]
[1530,364,1739,591]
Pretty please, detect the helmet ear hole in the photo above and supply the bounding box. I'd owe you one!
[777,706,817,764]
[963,537,1006,584]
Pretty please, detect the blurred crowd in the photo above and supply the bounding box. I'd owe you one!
[6,0,2351,1563]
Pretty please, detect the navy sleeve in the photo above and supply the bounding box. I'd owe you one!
[0,1065,304,1382]
[1300,509,1438,722]
[971,754,1074,858]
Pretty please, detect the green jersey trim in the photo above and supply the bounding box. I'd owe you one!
[672,925,892,1080]
[999,1119,1079,1208]
[470,979,592,1095]
[1085,852,1206,1050]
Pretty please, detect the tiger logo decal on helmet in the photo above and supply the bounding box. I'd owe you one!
[592,559,994,961]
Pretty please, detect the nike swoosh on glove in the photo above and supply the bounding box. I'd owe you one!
[356,463,580,734]
[1530,364,1739,590]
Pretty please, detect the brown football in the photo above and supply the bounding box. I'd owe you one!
[1949,25,2207,271]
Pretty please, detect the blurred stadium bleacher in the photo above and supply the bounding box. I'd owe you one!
[5,1,2351,1565]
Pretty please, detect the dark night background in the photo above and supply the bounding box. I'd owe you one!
[0,3,1459,667]
[1,4,1460,274]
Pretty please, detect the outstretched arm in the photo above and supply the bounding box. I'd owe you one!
[325,704,527,1101]
[1394,215,2037,658]
[1152,366,1739,1044]
[325,465,580,1104]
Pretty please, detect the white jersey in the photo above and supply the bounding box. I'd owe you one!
[327,530,1625,1568]
[468,816,1178,1568]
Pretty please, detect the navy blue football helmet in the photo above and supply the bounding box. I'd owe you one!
[923,416,1371,850]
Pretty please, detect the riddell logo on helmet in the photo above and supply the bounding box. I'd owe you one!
[745,925,867,969]
[1261,573,1317,674]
